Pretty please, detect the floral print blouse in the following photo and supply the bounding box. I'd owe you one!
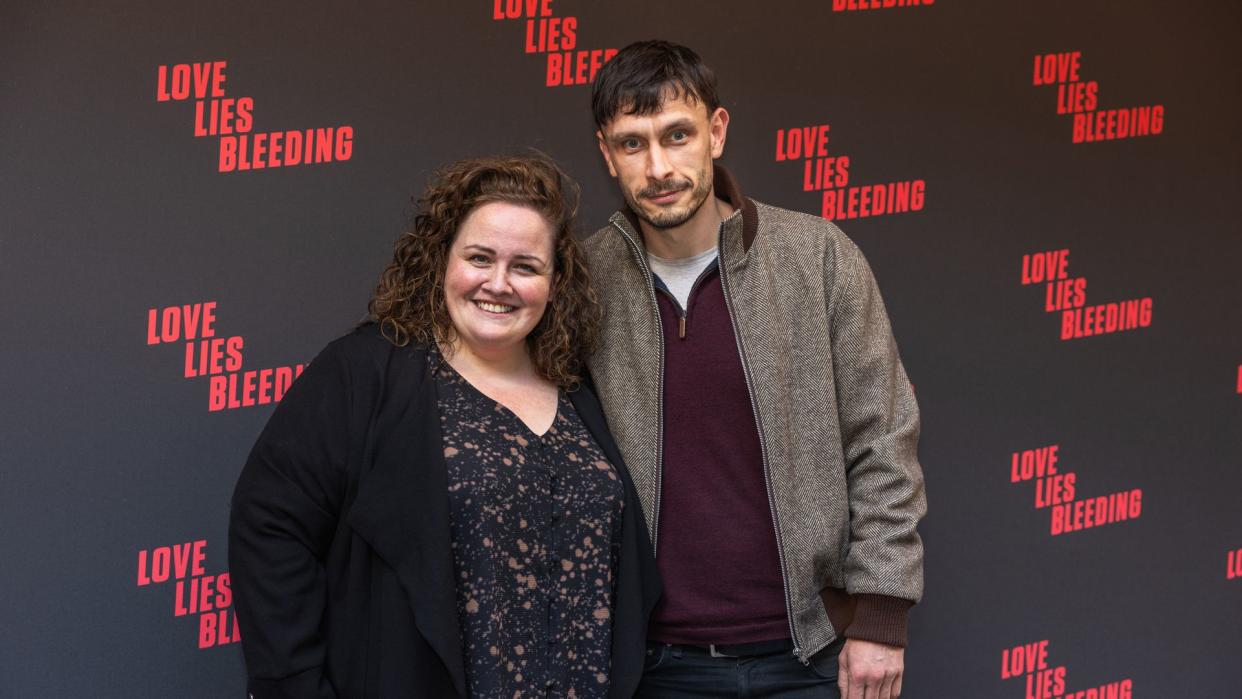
[432,352,625,698]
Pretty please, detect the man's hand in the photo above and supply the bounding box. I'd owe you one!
[838,638,904,699]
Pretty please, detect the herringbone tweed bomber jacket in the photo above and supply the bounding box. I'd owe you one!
[582,166,926,661]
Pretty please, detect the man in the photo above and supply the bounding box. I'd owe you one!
[583,41,926,699]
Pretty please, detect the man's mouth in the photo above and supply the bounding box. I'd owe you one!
[643,183,690,202]
[474,300,515,314]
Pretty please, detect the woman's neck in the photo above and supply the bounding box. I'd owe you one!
[438,339,540,385]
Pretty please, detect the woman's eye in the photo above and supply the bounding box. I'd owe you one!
[469,254,489,264]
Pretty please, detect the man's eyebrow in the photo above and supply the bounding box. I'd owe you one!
[607,129,645,144]
[607,118,698,144]
[660,118,697,133]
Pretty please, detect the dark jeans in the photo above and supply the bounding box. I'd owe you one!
[635,637,844,698]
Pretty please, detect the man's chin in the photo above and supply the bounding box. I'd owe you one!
[634,198,696,229]
[646,213,694,229]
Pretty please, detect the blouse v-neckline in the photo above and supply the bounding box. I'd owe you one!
[430,348,561,438]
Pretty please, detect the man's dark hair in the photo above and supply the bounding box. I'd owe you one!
[591,40,720,130]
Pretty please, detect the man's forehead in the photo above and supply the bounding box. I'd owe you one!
[603,92,709,133]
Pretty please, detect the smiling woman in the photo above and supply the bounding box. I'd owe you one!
[228,155,661,698]
[443,202,555,369]
[369,155,597,387]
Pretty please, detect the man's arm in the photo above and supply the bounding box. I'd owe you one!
[826,234,925,698]
[826,233,927,644]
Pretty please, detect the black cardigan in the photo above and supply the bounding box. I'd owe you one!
[229,324,661,698]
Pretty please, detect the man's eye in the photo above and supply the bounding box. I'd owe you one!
[669,131,688,142]
[622,138,641,150]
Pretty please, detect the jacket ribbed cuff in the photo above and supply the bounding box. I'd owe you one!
[842,594,913,648]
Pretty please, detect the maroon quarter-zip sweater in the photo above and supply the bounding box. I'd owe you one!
[647,262,790,644]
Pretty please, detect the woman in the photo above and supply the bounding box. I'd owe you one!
[229,155,660,699]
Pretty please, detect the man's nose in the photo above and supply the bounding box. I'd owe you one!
[646,143,674,181]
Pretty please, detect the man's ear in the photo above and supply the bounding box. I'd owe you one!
[596,130,618,178]
[709,107,730,159]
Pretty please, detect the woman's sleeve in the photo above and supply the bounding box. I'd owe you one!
[228,340,355,699]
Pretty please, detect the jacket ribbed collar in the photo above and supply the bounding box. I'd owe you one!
[612,164,760,254]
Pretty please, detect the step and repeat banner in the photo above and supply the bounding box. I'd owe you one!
[3,1,1240,696]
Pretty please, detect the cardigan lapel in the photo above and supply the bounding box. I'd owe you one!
[346,346,467,696]
[569,385,663,699]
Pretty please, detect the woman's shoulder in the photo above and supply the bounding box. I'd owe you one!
[301,321,432,396]
[319,321,428,364]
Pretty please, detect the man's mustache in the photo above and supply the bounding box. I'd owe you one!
[640,181,692,198]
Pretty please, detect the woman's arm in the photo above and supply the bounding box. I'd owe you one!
[228,341,355,699]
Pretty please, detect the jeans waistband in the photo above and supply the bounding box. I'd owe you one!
[649,638,794,658]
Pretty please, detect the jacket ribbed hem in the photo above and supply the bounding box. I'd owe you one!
[843,594,912,648]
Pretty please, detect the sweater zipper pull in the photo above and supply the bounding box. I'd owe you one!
[678,314,686,339]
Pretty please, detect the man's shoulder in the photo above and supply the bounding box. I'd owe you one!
[752,199,849,247]
[746,199,874,297]
[583,218,625,252]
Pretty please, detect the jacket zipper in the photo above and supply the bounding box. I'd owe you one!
[612,220,667,554]
[614,217,801,659]
[654,263,717,340]
[715,224,805,664]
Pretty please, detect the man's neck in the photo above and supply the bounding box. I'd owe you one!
[639,193,735,260]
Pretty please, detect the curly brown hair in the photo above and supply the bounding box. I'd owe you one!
[368,155,600,387]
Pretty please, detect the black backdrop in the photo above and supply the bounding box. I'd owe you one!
[3,1,1241,696]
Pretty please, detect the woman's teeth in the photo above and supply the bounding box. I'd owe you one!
[476,301,514,313]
